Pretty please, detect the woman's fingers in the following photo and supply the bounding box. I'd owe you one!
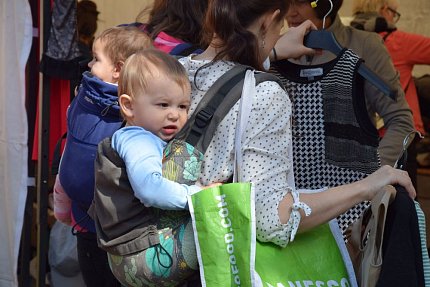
[368,165,416,200]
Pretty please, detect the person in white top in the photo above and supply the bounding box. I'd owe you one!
[179,0,416,248]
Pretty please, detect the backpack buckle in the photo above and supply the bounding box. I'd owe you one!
[195,109,213,128]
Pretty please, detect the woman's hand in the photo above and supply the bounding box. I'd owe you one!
[274,20,317,60]
[360,165,416,200]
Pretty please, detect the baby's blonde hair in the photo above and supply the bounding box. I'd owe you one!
[95,26,153,67]
[118,49,190,100]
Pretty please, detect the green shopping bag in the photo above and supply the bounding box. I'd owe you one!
[189,183,355,287]
[256,224,351,286]
[189,183,255,287]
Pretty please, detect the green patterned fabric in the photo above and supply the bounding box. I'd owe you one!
[108,218,198,287]
[163,139,204,185]
[107,139,203,287]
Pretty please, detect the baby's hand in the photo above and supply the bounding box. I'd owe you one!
[189,182,222,196]
[205,182,222,188]
[204,182,222,189]
[195,182,222,190]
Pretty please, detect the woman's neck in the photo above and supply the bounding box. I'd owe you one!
[193,37,228,61]
[193,46,217,61]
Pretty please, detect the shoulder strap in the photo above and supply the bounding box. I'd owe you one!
[170,43,203,57]
[178,65,283,154]
[51,132,68,175]
[177,65,248,152]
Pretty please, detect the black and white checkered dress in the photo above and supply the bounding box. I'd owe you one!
[272,49,381,235]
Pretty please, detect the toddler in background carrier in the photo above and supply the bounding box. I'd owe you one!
[53,26,152,287]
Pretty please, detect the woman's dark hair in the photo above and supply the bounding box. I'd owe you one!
[313,0,343,22]
[137,0,208,46]
[201,0,289,70]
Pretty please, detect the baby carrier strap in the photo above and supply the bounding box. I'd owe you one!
[179,64,282,154]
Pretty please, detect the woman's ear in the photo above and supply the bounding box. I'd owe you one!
[118,93,133,119]
[263,9,281,31]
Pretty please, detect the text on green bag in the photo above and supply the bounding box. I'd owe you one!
[216,194,241,286]
[265,278,351,287]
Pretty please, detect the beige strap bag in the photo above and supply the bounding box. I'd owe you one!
[346,185,395,287]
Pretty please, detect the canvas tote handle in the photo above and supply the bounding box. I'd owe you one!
[233,70,255,182]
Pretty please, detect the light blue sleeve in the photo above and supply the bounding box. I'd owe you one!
[112,126,200,210]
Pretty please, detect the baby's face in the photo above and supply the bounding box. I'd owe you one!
[88,39,117,83]
[129,75,191,141]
